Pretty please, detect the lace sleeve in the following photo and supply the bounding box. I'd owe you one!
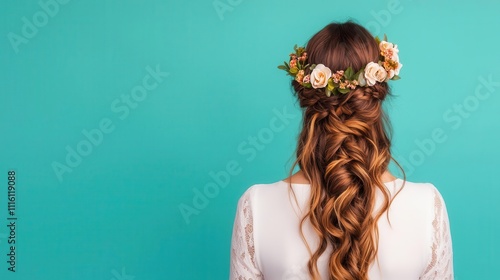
[420,187,454,280]
[229,189,264,280]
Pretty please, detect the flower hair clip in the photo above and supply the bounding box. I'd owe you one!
[277,35,402,97]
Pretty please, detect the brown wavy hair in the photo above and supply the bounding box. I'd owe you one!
[287,21,406,280]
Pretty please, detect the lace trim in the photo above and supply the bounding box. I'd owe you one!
[230,190,264,280]
[419,187,454,279]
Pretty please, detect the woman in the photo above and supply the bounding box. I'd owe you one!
[229,21,453,280]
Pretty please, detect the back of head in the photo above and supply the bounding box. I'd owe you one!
[294,21,389,118]
[286,21,402,280]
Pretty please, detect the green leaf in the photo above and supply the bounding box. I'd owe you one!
[296,47,303,56]
[375,36,381,45]
[284,61,290,69]
[383,34,388,42]
[392,75,401,80]
[325,88,331,97]
[353,69,363,80]
[289,67,298,74]
[327,79,335,91]
[277,65,287,70]
[344,67,354,80]
[338,88,350,94]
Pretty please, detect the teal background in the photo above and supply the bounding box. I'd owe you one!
[1,0,499,279]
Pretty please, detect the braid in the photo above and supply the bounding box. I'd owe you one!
[291,85,394,280]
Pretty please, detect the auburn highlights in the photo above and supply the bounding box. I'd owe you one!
[287,21,406,280]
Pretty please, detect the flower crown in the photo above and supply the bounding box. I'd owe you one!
[277,35,402,96]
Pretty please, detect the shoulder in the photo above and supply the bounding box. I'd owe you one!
[393,179,449,219]
[381,179,448,218]
[236,180,287,203]
[396,179,444,201]
[232,181,287,225]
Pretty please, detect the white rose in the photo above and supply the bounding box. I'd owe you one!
[386,69,395,81]
[380,41,399,61]
[393,54,402,75]
[379,41,394,52]
[391,52,400,64]
[386,53,403,81]
[385,61,403,81]
[395,61,402,75]
[364,62,387,86]
[310,64,332,89]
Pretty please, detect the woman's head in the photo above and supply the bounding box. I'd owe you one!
[293,21,390,113]
[287,21,405,280]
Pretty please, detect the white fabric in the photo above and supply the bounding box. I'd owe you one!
[229,178,453,280]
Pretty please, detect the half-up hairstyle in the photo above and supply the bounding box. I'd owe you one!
[287,21,406,280]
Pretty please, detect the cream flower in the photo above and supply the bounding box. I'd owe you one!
[364,62,387,86]
[380,41,400,61]
[310,64,332,89]
[388,52,403,79]
[295,70,305,83]
[379,41,394,52]
[385,60,403,81]
[394,60,402,75]
[391,52,400,64]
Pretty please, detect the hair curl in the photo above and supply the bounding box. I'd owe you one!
[287,21,406,280]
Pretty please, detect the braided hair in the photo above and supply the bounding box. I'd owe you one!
[288,21,405,280]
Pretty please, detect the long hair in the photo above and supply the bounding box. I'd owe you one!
[287,21,406,280]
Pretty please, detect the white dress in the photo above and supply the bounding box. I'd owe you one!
[229,178,453,280]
